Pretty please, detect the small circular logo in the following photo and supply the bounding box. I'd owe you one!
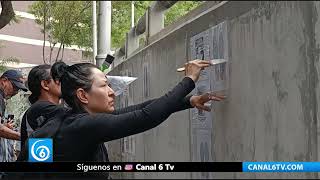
[30,140,50,162]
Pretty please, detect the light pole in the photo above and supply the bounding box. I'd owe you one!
[131,1,135,28]
[92,1,97,65]
[96,1,112,68]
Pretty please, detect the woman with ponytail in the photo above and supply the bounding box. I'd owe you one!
[16,60,225,179]
[20,60,224,179]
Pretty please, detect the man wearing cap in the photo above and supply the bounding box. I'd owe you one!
[0,69,28,162]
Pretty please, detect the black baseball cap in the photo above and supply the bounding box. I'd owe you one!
[1,69,28,92]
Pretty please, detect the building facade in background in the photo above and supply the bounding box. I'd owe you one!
[0,1,90,69]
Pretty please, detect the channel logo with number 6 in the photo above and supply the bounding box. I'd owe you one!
[28,138,52,162]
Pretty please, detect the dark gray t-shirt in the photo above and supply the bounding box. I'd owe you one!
[0,89,8,162]
[0,89,6,117]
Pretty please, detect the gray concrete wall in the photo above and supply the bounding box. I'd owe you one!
[108,1,320,179]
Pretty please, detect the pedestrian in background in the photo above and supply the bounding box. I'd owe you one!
[19,62,68,156]
[0,69,28,162]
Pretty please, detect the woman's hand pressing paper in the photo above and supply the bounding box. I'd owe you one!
[184,59,211,82]
[190,93,226,112]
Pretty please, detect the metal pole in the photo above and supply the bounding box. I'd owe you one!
[92,1,97,65]
[131,1,134,28]
[96,1,112,68]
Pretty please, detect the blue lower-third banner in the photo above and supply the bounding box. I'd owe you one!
[243,162,320,172]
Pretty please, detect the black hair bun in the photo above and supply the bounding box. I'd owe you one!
[51,62,69,80]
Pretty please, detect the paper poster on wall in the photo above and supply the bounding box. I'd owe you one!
[118,69,136,161]
[191,107,213,130]
[127,70,134,104]
[190,21,229,95]
[123,136,135,155]
[190,29,211,61]
[190,28,212,95]
[118,69,134,108]
[189,22,228,180]
[195,70,210,95]
[125,69,134,106]
[120,136,136,162]
[210,21,229,93]
[142,62,150,98]
[119,70,129,108]
[190,28,213,130]
[191,129,213,179]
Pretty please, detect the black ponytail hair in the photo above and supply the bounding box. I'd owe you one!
[60,63,98,112]
[27,64,52,104]
[51,61,68,81]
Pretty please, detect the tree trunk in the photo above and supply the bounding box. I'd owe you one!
[49,42,56,64]
[0,1,15,30]
[61,44,65,61]
[42,3,46,64]
[55,43,63,62]
[49,41,52,64]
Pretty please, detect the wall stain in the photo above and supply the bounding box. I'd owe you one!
[263,101,273,134]
[272,70,289,103]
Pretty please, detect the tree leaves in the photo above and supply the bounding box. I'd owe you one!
[165,1,203,26]
[29,1,93,49]
[0,56,20,72]
[29,1,202,50]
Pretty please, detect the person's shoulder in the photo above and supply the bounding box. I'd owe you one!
[29,101,53,110]
[30,101,67,112]
[63,112,91,126]
[27,101,49,114]
[33,100,55,107]
[69,112,90,121]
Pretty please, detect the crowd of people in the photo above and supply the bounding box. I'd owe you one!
[0,59,225,179]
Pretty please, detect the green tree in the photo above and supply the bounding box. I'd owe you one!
[29,1,92,64]
[29,1,203,51]
[0,42,20,72]
[0,57,19,72]
[112,1,202,48]
[165,1,203,26]
[111,1,151,48]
